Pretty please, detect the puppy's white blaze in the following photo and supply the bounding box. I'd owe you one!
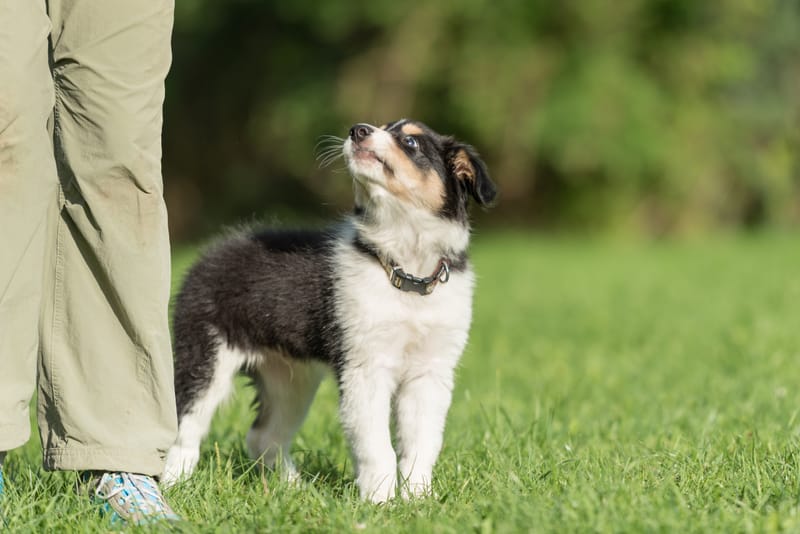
[343,129,395,187]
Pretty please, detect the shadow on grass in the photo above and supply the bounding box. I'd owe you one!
[198,442,355,499]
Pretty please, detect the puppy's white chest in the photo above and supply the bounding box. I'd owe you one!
[335,251,474,372]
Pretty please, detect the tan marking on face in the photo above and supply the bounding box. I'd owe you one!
[379,124,387,130]
[400,123,425,136]
[382,141,445,211]
[452,149,476,183]
[419,168,446,210]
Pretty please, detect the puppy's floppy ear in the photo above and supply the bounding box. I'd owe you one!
[447,142,497,207]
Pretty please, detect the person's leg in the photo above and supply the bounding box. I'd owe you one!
[37,0,178,476]
[0,0,58,454]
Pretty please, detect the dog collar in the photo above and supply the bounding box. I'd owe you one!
[354,238,466,296]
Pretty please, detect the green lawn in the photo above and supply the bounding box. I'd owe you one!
[2,232,799,532]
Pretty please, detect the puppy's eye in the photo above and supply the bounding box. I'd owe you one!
[402,136,418,149]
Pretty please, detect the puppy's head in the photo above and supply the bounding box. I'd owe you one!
[343,119,496,222]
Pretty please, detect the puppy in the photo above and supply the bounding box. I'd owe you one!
[162,119,496,502]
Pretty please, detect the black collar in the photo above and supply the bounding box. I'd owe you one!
[353,238,467,296]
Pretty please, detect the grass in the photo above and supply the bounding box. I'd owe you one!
[2,231,800,532]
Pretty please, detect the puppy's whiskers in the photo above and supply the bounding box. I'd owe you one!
[315,135,345,169]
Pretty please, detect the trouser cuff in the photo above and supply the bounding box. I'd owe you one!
[43,446,165,477]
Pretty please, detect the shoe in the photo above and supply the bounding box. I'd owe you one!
[0,451,5,498]
[92,472,180,525]
[0,467,4,528]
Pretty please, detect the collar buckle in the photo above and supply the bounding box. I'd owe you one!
[386,260,450,296]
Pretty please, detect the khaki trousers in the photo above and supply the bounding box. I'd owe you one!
[0,0,177,475]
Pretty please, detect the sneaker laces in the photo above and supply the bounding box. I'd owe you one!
[94,472,179,525]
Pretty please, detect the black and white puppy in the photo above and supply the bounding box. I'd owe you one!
[162,119,496,502]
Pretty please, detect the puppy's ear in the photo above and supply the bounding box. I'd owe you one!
[447,143,497,207]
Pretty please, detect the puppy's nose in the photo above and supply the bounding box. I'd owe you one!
[349,123,373,143]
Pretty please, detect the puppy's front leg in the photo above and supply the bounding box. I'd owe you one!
[338,366,397,503]
[395,369,454,499]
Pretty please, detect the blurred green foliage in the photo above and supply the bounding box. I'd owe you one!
[164,0,800,240]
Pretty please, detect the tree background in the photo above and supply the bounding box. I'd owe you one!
[163,0,800,241]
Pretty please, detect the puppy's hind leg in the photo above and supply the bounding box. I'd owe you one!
[163,337,249,486]
[246,354,326,483]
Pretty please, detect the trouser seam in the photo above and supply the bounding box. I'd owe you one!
[49,81,66,424]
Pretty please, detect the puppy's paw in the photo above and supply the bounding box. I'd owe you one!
[358,470,397,504]
[161,445,199,487]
